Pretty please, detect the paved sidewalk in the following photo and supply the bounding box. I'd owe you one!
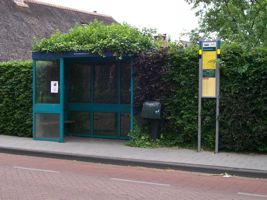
[0,135,266,178]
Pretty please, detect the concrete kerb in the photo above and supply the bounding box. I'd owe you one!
[0,146,267,179]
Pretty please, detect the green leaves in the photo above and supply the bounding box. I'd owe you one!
[32,20,158,57]
[133,44,267,152]
[1,40,267,152]
[186,0,267,48]
[0,61,32,137]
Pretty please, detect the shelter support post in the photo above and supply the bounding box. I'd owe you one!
[32,60,36,139]
[130,62,134,131]
[59,58,65,142]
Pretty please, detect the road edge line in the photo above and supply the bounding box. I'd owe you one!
[0,147,267,179]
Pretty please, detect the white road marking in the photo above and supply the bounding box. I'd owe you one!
[238,192,267,198]
[111,178,170,187]
[14,166,60,173]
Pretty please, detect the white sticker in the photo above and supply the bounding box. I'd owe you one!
[203,41,216,48]
[50,81,58,93]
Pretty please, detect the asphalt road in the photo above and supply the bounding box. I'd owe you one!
[0,152,266,200]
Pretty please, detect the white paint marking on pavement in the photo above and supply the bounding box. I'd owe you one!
[238,192,267,198]
[111,178,170,187]
[14,166,60,173]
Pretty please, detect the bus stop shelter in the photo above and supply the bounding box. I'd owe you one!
[32,52,134,142]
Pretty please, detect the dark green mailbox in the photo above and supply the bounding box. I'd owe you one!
[141,101,161,119]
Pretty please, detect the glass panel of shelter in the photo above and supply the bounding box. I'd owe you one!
[33,60,62,141]
[36,60,60,103]
[65,61,130,139]
[67,63,92,103]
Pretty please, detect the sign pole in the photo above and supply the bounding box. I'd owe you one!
[215,69,220,153]
[198,42,203,152]
[198,40,220,153]
[215,41,221,153]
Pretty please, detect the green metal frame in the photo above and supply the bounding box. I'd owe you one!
[130,61,134,131]
[59,58,65,142]
[32,59,62,142]
[66,62,131,139]
[117,62,121,136]
[32,60,36,139]
[32,52,134,142]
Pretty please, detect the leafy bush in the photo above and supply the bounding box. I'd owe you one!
[163,45,199,146]
[0,61,32,137]
[134,48,169,112]
[134,44,267,152]
[33,20,158,58]
[127,118,181,148]
[1,25,266,153]
[127,120,154,148]
[219,44,267,151]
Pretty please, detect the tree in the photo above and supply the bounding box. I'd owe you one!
[185,0,267,47]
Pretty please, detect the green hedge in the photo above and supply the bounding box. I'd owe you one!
[136,44,267,152]
[0,61,32,137]
[0,44,266,152]
[219,45,267,151]
[163,46,199,146]
[33,20,158,58]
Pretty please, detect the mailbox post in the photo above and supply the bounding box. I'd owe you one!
[141,101,161,140]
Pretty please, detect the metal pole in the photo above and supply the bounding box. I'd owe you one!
[130,61,134,131]
[215,40,220,153]
[32,60,36,139]
[215,41,220,153]
[117,62,121,136]
[198,50,202,152]
[59,58,65,143]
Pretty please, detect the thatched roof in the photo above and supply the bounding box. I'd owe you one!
[0,0,116,61]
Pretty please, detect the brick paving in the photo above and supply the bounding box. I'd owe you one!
[0,153,267,200]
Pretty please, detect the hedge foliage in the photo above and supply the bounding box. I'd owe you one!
[219,45,267,151]
[32,20,158,58]
[134,48,170,111]
[134,44,267,152]
[1,40,266,152]
[0,61,32,137]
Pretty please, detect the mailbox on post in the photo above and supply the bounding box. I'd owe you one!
[141,101,161,119]
[141,101,161,140]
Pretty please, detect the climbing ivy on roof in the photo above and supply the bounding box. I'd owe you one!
[32,20,159,57]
